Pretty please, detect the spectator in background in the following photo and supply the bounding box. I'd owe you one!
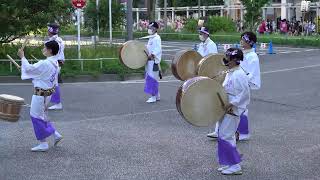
[280,19,288,35]
[272,20,276,33]
[258,20,266,34]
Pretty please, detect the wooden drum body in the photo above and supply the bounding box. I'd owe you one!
[176,77,228,127]
[119,40,148,69]
[197,54,227,84]
[172,50,202,81]
[0,94,24,122]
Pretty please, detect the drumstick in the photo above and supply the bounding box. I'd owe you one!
[31,54,39,61]
[216,93,237,117]
[6,55,21,69]
[144,50,149,56]
[21,37,29,50]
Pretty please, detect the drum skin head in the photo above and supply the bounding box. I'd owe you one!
[0,94,24,122]
[197,54,227,84]
[119,40,148,69]
[172,50,202,81]
[176,77,228,127]
[0,94,24,103]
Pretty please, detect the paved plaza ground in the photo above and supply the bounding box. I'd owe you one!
[1,42,320,180]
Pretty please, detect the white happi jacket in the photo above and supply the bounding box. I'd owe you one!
[197,37,218,57]
[146,33,162,64]
[145,33,162,80]
[21,56,59,89]
[46,35,65,62]
[240,49,261,90]
[223,67,250,116]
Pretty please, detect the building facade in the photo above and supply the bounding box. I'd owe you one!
[227,0,320,22]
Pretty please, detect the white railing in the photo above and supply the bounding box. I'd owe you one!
[0,58,118,72]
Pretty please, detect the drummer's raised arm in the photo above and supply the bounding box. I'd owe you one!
[18,48,46,79]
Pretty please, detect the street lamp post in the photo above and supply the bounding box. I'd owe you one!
[96,0,99,36]
[109,0,112,43]
[164,0,167,28]
[126,0,133,40]
[198,0,201,18]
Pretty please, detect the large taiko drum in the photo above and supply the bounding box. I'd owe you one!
[171,50,202,81]
[0,94,25,122]
[197,54,227,84]
[176,77,228,127]
[119,40,148,69]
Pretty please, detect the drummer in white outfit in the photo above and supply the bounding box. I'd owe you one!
[236,32,261,141]
[46,23,65,110]
[144,21,162,103]
[217,48,250,175]
[207,32,261,140]
[18,41,63,152]
[197,27,218,56]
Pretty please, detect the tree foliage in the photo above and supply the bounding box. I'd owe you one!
[84,0,125,32]
[184,16,236,33]
[240,0,270,31]
[0,0,72,43]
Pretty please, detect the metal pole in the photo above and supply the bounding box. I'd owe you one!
[109,0,112,43]
[155,0,158,20]
[186,7,189,19]
[77,9,81,59]
[96,0,99,36]
[126,0,133,40]
[77,8,83,71]
[198,0,201,18]
[172,8,174,22]
[10,62,12,72]
[164,0,167,28]
[136,11,139,29]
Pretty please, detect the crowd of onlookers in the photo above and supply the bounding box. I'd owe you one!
[134,18,186,32]
[257,19,317,36]
[133,16,318,36]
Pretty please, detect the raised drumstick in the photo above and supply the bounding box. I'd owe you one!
[6,54,21,69]
[21,37,29,50]
[31,54,39,61]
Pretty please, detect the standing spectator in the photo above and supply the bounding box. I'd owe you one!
[266,19,272,34]
[280,19,288,34]
[258,20,266,34]
[236,19,241,32]
[272,20,276,33]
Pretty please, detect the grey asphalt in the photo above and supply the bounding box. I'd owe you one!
[1,41,320,180]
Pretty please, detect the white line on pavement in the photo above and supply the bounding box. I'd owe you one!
[262,64,320,74]
[2,63,320,86]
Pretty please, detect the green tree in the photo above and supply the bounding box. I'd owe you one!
[0,0,71,43]
[84,0,125,32]
[240,0,270,31]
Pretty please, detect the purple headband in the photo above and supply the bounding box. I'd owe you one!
[242,34,255,46]
[48,26,59,34]
[225,50,238,56]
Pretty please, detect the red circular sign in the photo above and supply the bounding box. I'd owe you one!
[71,0,86,9]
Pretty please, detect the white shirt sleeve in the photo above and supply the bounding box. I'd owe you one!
[197,43,204,57]
[21,57,47,80]
[57,41,65,61]
[247,54,261,89]
[229,74,250,108]
[207,42,218,54]
[54,37,65,61]
[148,36,162,64]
